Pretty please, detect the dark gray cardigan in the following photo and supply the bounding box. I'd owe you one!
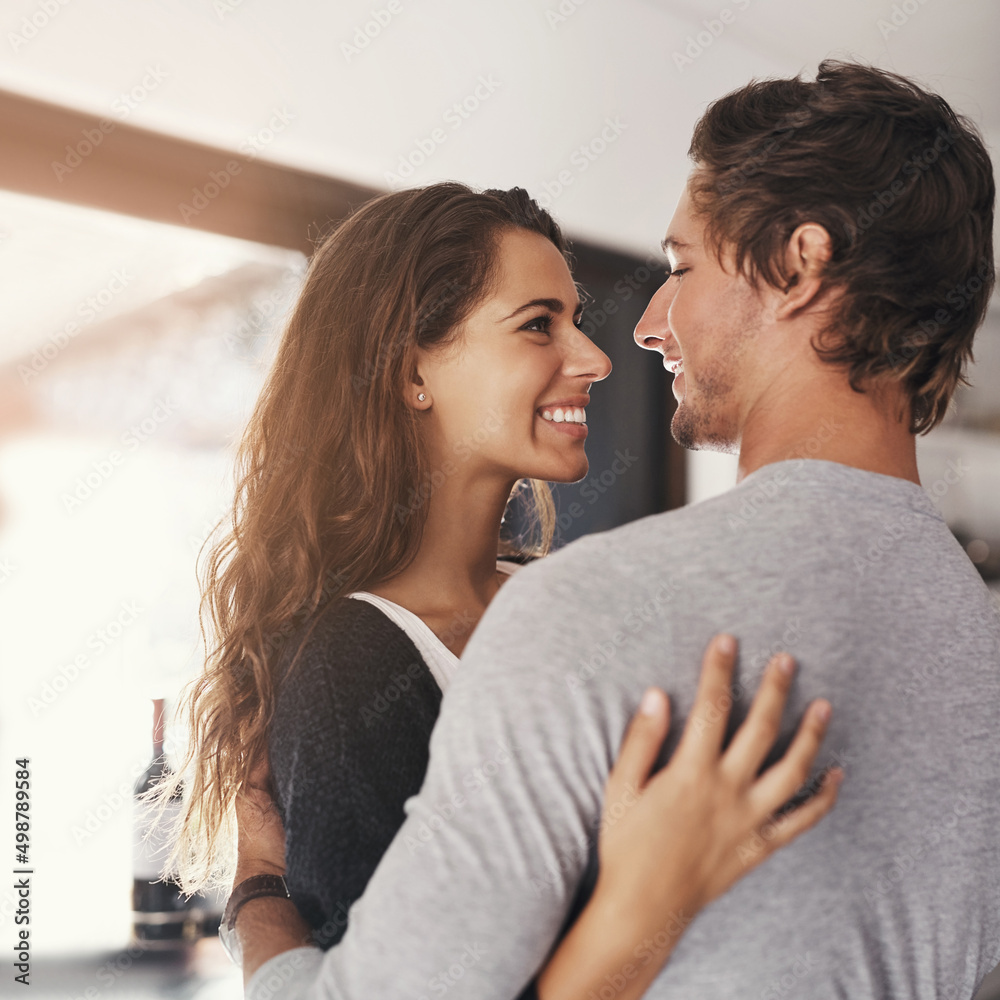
[267,580,594,997]
[269,595,443,948]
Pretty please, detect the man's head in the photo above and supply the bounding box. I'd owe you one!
[635,60,995,452]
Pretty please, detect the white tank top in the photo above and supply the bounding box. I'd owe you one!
[346,560,523,692]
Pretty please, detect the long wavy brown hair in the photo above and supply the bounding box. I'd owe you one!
[157,183,566,893]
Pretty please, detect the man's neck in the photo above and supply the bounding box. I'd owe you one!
[734,371,921,486]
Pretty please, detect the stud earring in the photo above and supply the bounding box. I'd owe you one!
[417,393,426,402]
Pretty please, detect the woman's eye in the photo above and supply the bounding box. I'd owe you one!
[666,267,689,281]
[522,314,553,334]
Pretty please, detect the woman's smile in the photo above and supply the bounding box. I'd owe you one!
[536,397,589,439]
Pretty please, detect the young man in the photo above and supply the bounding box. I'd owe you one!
[235,61,1000,998]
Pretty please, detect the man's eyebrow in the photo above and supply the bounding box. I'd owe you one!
[660,236,693,255]
[501,297,585,321]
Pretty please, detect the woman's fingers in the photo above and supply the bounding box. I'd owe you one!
[605,687,671,806]
[235,757,288,878]
[673,633,740,765]
[720,651,798,785]
[737,767,843,873]
[245,756,273,794]
[747,698,835,816]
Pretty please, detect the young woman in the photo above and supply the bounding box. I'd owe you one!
[165,183,841,999]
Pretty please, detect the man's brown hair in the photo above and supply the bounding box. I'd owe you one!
[688,59,995,433]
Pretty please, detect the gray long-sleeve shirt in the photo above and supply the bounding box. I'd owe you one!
[247,458,1000,1000]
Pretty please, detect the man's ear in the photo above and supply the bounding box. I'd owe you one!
[775,223,833,320]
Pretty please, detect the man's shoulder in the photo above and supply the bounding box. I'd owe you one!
[509,499,725,589]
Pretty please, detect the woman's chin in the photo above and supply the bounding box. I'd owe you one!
[534,456,590,485]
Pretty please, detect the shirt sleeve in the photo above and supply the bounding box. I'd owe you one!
[248,552,622,1000]
[267,601,444,949]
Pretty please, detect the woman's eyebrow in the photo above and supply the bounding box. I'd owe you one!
[501,297,585,321]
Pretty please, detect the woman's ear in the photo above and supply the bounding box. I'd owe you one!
[775,223,833,320]
[406,352,432,411]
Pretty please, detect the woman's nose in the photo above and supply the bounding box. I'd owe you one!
[588,341,613,381]
[568,326,612,381]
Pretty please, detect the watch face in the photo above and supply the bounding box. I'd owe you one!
[219,918,242,966]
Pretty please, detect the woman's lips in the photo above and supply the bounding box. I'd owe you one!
[536,411,587,438]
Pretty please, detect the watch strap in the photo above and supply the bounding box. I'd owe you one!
[223,873,291,932]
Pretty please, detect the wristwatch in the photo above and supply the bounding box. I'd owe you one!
[219,874,292,965]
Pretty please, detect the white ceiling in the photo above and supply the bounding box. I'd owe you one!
[0,0,996,256]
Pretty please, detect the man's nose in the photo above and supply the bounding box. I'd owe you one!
[633,282,672,352]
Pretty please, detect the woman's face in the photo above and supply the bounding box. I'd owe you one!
[412,227,612,485]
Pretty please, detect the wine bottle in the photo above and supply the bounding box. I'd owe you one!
[131,697,200,947]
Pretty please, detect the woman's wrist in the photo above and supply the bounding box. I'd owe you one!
[537,880,693,1000]
[234,860,286,886]
[591,866,702,946]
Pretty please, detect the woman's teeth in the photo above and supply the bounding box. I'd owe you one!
[540,407,586,424]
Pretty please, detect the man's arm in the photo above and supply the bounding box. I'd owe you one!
[237,554,842,999]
